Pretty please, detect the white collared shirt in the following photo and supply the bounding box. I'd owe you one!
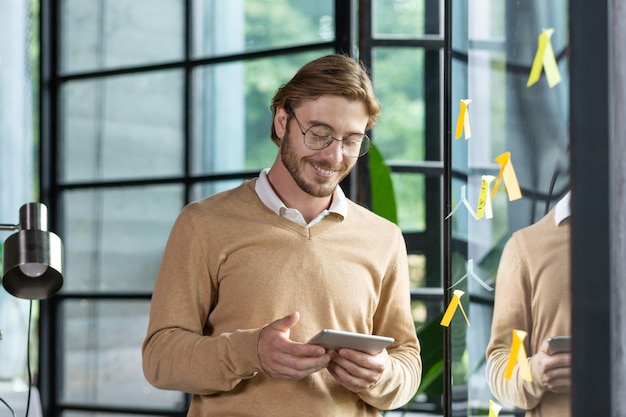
[255,168,348,227]
[554,191,571,226]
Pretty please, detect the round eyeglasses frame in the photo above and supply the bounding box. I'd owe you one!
[290,112,371,158]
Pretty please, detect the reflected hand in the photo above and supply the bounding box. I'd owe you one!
[258,312,330,380]
[326,347,388,392]
[537,338,571,393]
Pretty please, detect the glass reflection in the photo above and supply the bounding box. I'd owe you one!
[451,1,570,416]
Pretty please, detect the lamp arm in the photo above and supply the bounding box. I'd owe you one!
[0,224,19,231]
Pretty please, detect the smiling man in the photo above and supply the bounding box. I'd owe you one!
[142,54,422,417]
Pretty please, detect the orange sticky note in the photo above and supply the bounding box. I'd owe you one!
[455,99,472,140]
[504,329,533,381]
[440,289,470,327]
[491,152,522,201]
[476,175,496,219]
[489,400,502,417]
[527,28,562,88]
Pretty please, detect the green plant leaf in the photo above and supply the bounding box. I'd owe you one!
[368,143,398,224]
[415,312,445,396]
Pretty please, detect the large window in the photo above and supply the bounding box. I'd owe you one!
[40,1,445,416]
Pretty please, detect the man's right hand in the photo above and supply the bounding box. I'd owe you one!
[537,338,571,393]
[258,312,331,380]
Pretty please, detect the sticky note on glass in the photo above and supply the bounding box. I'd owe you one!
[504,329,533,381]
[440,289,470,327]
[455,99,472,139]
[489,400,502,417]
[527,28,562,88]
[476,175,496,219]
[491,152,522,201]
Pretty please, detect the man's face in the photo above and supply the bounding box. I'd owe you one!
[278,96,369,198]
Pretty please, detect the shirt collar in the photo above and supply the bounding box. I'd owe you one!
[554,191,571,226]
[255,168,347,224]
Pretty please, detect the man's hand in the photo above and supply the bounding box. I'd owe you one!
[537,338,571,393]
[326,347,388,392]
[258,312,330,380]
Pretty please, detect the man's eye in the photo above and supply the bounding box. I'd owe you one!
[312,133,329,140]
[309,128,331,140]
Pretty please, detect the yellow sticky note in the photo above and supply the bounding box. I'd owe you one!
[476,175,496,219]
[491,152,522,201]
[504,329,533,381]
[489,400,502,417]
[527,28,562,88]
[440,289,470,327]
[455,99,472,140]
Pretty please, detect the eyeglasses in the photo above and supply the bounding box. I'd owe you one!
[290,112,371,158]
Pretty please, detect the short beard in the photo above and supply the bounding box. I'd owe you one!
[280,122,349,198]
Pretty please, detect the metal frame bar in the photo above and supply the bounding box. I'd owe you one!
[569,1,611,415]
[442,0,453,415]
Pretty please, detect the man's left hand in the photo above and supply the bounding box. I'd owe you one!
[326,348,388,392]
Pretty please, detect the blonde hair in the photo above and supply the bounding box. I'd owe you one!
[270,54,382,145]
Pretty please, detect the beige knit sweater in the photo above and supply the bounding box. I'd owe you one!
[142,179,422,417]
[486,207,571,417]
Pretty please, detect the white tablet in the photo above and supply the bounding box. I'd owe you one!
[308,329,394,353]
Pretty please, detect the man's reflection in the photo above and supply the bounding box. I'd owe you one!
[486,191,571,416]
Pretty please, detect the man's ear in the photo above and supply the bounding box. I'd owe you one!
[274,107,289,140]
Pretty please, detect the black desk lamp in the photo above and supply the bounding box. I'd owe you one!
[0,202,63,299]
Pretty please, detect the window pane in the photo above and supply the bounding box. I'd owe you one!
[61,185,183,293]
[61,70,184,183]
[373,0,434,36]
[373,47,426,162]
[191,51,331,175]
[61,300,185,409]
[193,0,334,58]
[60,0,184,74]
[392,172,426,232]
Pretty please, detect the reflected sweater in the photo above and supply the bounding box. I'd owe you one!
[486,207,571,417]
[142,179,422,417]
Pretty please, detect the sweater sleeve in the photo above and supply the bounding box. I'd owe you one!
[142,208,264,394]
[357,230,422,410]
[485,236,546,410]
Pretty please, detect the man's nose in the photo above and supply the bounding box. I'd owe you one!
[321,138,344,161]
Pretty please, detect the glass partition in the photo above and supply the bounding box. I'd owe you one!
[450,0,569,415]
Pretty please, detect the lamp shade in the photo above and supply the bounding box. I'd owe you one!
[1,203,63,299]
